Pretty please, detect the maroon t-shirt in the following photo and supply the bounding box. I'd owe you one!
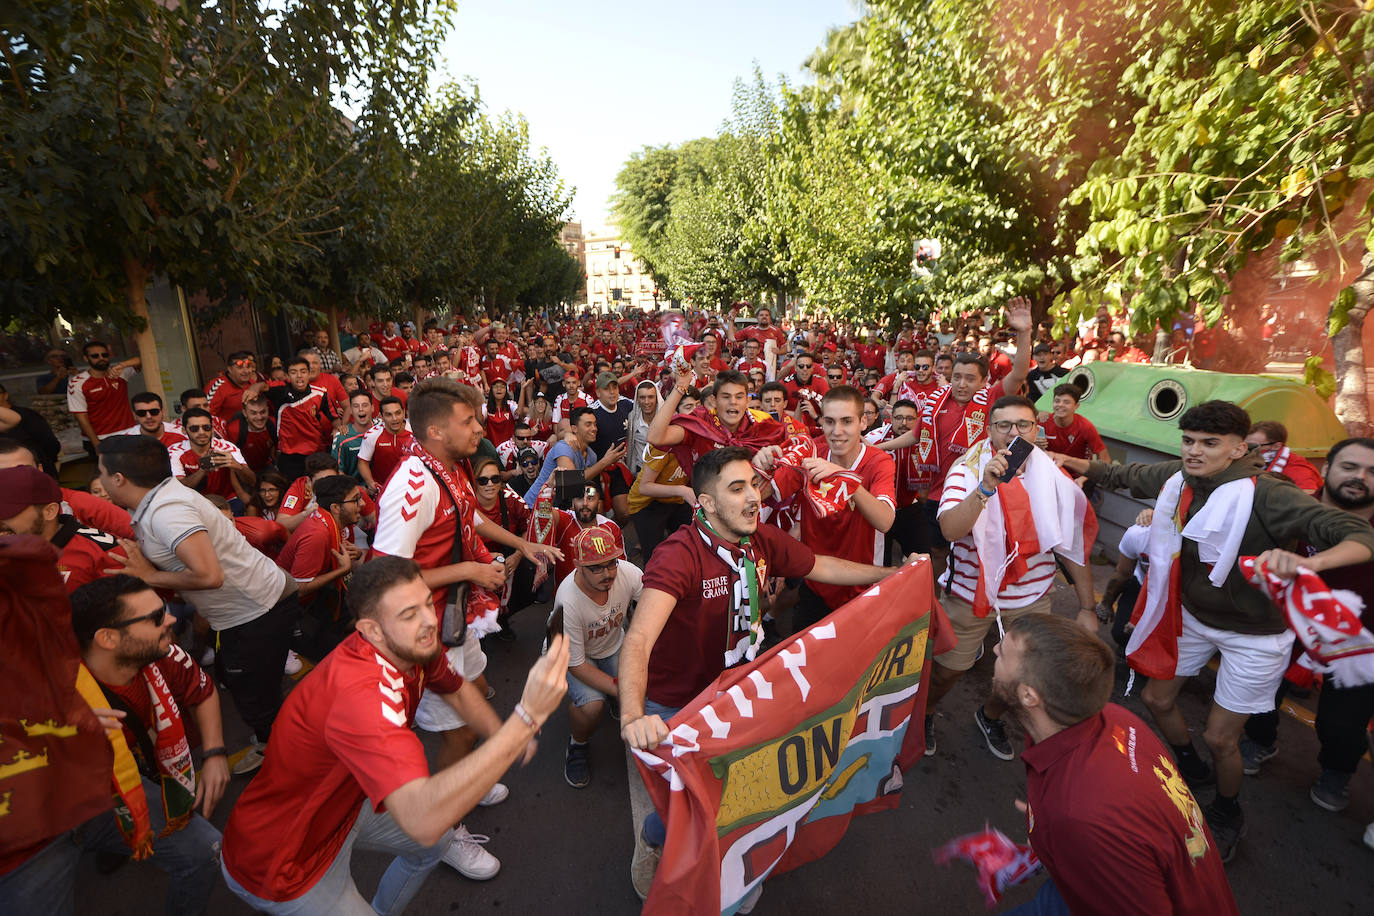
[641,523,816,708]
[1022,704,1239,916]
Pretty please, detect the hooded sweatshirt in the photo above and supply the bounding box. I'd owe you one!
[625,380,663,476]
[1086,451,1374,635]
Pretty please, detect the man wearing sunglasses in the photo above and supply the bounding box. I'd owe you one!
[927,395,1098,762]
[553,525,643,789]
[67,340,141,455]
[167,407,256,506]
[116,391,187,448]
[206,350,267,424]
[99,434,302,776]
[13,575,228,916]
[0,465,126,594]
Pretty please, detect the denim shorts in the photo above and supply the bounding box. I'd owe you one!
[566,650,620,707]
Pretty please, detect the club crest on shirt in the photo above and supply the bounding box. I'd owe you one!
[1152,754,1209,861]
[964,409,985,442]
[917,428,934,462]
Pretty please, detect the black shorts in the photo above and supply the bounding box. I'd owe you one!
[602,462,633,498]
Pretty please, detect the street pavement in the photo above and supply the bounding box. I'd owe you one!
[75,564,1374,915]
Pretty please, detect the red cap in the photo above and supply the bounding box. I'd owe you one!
[0,466,62,519]
[573,525,623,567]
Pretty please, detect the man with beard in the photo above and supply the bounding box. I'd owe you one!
[115,392,187,448]
[1240,437,1374,814]
[167,406,256,505]
[780,351,830,433]
[0,466,124,594]
[991,614,1238,915]
[1055,403,1374,861]
[551,483,623,585]
[67,341,140,453]
[7,576,228,916]
[588,372,636,520]
[222,560,570,913]
[618,446,897,900]
[369,378,562,879]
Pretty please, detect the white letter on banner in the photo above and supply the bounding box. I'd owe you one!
[810,622,837,640]
[779,643,810,701]
[700,705,731,739]
[670,723,701,757]
[748,670,773,700]
[726,684,753,718]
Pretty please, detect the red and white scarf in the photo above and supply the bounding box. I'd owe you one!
[767,436,865,518]
[961,440,1097,622]
[1127,473,1254,680]
[403,439,502,637]
[1262,445,1291,474]
[1240,557,1374,687]
[913,384,994,493]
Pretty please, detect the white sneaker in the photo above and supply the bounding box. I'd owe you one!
[442,824,500,880]
[478,782,509,806]
[284,651,303,676]
[231,743,266,775]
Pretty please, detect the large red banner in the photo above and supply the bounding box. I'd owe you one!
[633,559,951,914]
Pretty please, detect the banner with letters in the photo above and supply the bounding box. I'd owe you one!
[633,559,951,915]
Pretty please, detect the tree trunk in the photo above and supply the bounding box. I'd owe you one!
[1332,249,1373,437]
[125,258,166,402]
[326,303,341,355]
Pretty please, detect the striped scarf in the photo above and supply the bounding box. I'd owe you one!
[693,511,766,668]
[913,384,995,493]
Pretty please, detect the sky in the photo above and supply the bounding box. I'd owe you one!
[436,0,859,232]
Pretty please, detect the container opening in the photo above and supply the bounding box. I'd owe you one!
[1153,387,1179,415]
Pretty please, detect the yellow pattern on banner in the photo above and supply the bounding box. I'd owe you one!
[715,627,928,831]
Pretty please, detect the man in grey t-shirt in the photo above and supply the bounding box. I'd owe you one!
[98,435,300,774]
[550,525,642,788]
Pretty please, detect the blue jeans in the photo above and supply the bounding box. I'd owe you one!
[221,799,447,916]
[0,778,222,916]
[1004,879,1071,916]
[640,699,682,848]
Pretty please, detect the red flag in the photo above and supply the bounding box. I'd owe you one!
[634,560,952,913]
[0,536,114,862]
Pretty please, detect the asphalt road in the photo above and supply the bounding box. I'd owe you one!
[75,566,1374,915]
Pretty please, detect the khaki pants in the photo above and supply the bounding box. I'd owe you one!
[934,591,1052,672]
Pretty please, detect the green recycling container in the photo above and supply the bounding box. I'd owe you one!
[1032,362,1347,559]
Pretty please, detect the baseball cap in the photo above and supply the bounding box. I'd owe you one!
[0,466,62,518]
[516,447,540,465]
[595,371,618,389]
[573,525,623,567]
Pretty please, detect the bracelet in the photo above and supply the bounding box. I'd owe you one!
[201,746,228,759]
[976,482,997,498]
[512,703,538,731]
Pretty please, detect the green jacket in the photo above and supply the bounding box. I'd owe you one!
[1086,453,1374,635]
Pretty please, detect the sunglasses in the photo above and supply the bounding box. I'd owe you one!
[519,459,539,467]
[134,407,162,417]
[108,603,168,630]
[474,474,502,486]
[86,351,110,359]
[185,424,212,433]
[229,359,255,368]
[914,363,933,370]
[515,434,533,441]
[827,373,844,380]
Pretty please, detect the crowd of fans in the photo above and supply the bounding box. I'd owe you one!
[2,300,1372,916]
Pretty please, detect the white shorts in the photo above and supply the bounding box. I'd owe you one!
[414,637,488,732]
[1175,608,1295,715]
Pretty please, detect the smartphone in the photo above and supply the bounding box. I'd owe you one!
[545,607,565,649]
[198,454,217,471]
[1000,436,1035,481]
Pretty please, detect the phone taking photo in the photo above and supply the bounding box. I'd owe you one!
[1000,436,1035,481]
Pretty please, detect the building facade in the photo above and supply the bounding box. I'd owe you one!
[584,227,658,313]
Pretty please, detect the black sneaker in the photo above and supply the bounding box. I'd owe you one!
[564,741,591,789]
[1310,769,1351,812]
[1180,757,1215,791]
[1238,737,1277,776]
[924,715,937,757]
[1203,802,1246,863]
[974,706,1015,761]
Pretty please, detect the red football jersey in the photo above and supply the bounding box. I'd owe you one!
[67,369,136,437]
[273,385,335,456]
[167,438,247,499]
[1043,413,1106,460]
[773,440,895,610]
[221,632,462,902]
[376,333,407,362]
[358,426,414,487]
